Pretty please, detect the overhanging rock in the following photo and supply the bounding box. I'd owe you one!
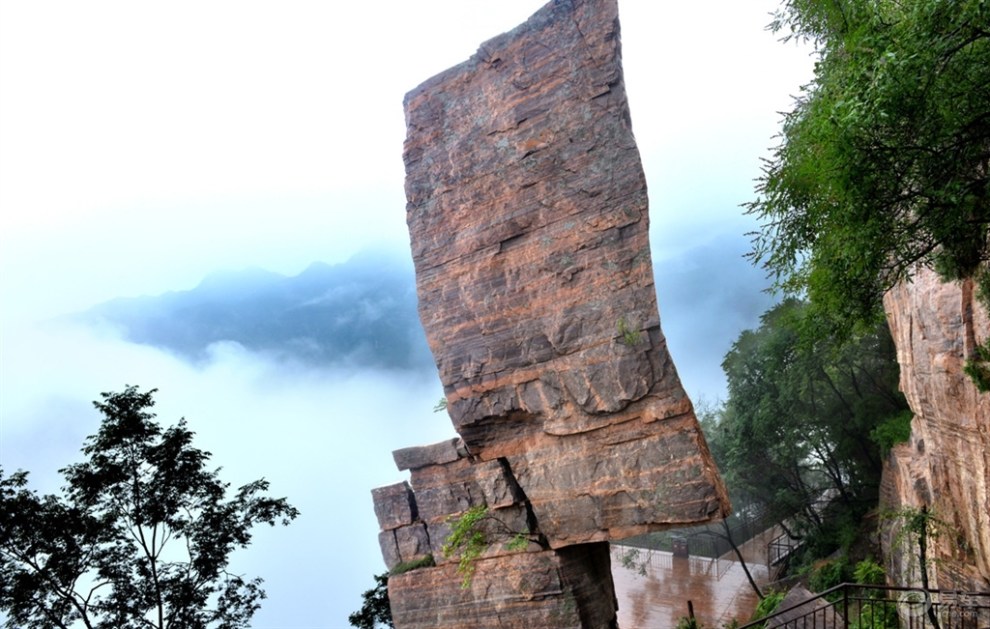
[373,0,729,625]
[403,0,728,545]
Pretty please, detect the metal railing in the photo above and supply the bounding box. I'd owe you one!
[767,532,800,581]
[768,533,798,567]
[611,544,732,580]
[619,505,778,560]
[738,583,990,629]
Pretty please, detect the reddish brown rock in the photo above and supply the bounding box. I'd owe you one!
[403,0,727,547]
[393,438,466,471]
[371,482,417,531]
[381,440,537,568]
[373,0,731,624]
[881,266,990,590]
[388,543,617,629]
[379,522,432,571]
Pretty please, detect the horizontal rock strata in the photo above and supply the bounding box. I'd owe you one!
[376,438,618,628]
[402,0,727,547]
[389,543,617,629]
[372,0,730,625]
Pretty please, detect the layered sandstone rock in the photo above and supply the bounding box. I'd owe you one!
[881,266,990,590]
[376,440,618,628]
[402,0,727,548]
[389,543,617,629]
[372,0,729,625]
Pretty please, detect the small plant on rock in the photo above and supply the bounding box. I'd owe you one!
[964,340,990,393]
[676,615,704,629]
[443,505,489,588]
[441,505,533,588]
[390,554,435,576]
[616,316,642,346]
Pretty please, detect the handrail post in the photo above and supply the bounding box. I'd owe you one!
[842,584,849,629]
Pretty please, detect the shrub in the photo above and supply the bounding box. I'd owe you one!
[390,555,435,576]
[870,410,913,455]
[809,556,850,596]
[850,601,898,629]
[853,558,885,587]
[676,616,703,629]
[441,505,490,588]
[964,340,990,393]
[616,316,642,346]
[751,590,786,626]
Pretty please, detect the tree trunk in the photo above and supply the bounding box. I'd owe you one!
[918,506,941,629]
[721,520,764,600]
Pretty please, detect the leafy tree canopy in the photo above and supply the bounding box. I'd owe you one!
[711,299,908,553]
[348,573,393,629]
[0,386,299,629]
[748,0,990,331]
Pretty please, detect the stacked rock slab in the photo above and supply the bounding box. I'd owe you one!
[374,439,619,628]
[372,0,729,625]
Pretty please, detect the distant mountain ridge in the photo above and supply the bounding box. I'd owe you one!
[76,235,773,396]
[77,251,434,371]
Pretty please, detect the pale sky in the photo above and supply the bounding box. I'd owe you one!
[0,0,810,322]
[0,1,812,626]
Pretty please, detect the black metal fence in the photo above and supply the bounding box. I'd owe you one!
[619,505,779,560]
[611,544,732,580]
[768,532,798,566]
[767,532,801,581]
[738,584,990,629]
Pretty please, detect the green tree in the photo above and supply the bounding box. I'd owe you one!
[715,299,908,550]
[0,386,299,628]
[747,0,990,331]
[348,573,393,629]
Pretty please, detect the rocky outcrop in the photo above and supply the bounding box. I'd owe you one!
[374,441,618,628]
[767,586,844,629]
[389,544,617,629]
[369,0,729,626]
[881,266,990,590]
[402,0,727,549]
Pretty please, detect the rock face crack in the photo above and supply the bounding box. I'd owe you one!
[498,457,550,550]
[372,0,729,626]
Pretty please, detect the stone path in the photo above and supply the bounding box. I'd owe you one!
[612,530,778,629]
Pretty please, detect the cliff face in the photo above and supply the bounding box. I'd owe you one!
[881,266,990,590]
[370,0,729,625]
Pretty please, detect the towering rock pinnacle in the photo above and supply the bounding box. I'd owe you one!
[373,0,729,625]
[403,0,728,545]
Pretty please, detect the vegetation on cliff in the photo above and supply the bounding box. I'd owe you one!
[703,298,909,565]
[349,573,393,629]
[0,386,299,628]
[723,0,989,577]
[747,0,990,336]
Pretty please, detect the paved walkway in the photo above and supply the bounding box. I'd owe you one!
[612,530,778,629]
[731,525,784,565]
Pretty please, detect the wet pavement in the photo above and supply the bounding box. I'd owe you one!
[612,528,778,629]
